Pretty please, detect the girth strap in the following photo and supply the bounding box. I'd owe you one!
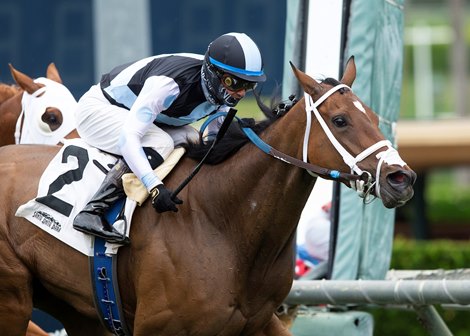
[90,198,131,336]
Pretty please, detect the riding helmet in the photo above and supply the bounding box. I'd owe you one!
[201,32,266,106]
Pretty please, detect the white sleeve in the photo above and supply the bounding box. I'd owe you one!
[119,76,180,190]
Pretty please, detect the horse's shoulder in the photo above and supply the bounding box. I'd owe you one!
[0,144,60,163]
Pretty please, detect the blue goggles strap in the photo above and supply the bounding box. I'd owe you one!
[209,57,264,77]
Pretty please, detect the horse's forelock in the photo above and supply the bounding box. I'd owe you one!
[321,77,350,94]
[322,77,341,86]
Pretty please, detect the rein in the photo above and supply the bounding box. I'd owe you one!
[239,123,368,183]
[171,107,238,199]
[200,111,369,185]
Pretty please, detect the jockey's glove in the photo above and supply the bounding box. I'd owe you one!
[150,184,183,213]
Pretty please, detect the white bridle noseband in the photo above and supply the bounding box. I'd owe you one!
[303,84,407,199]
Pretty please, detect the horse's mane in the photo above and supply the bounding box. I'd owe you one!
[0,83,20,103]
[185,88,298,164]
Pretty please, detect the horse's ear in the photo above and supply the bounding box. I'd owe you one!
[340,56,356,87]
[46,63,63,84]
[9,63,44,94]
[289,61,322,96]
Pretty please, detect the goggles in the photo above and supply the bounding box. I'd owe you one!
[221,74,257,92]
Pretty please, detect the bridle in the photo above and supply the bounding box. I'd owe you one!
[303,84,407,199]
[14,86,47,144]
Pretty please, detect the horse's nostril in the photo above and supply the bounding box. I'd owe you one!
[387,170,416,187]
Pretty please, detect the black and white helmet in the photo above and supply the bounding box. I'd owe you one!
[201,32,266,107]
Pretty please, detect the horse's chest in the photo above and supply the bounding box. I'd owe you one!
[133,231,290,334]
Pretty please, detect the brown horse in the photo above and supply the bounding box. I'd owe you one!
[0,57,415,335]
[0,65,78,335]
[0,82,21,144]
[0,63,79,147]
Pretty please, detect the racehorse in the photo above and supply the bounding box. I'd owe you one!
[0,63,78,147]
[2,64,78,336]
[0,57,415,335]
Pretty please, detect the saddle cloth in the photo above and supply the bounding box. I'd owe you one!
[15,138,185,256]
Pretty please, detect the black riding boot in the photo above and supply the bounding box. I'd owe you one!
[73,159,131,245]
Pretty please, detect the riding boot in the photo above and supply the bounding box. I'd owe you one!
[73,159,131,245]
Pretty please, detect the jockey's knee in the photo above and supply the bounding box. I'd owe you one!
[142,131,175,159]
[182,126,200,145]
[159,135,175,159]
[162,125,200,147]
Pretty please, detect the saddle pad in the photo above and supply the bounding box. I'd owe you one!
[16,139,186,256]
[16,138,118,256]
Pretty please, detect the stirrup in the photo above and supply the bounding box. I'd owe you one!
[74,223,130,245]
[73,212,130,245]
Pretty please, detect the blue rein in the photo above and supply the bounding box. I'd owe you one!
[200,112,366,182]
[200,112,270,154]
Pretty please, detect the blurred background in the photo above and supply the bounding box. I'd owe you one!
[0,0,469,335]
[0,0,286,96]
[395,0,470,242]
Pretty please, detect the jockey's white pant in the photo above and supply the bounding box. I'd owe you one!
[75,84,198,160]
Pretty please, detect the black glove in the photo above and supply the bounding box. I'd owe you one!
[150,184,183,213]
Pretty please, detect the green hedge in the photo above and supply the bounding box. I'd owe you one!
[367,238,470,336]
[390,238,470,269]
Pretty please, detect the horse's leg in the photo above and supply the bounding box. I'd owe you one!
[256,314,293,336]
[0,250,33,335]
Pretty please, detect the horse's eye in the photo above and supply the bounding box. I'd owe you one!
[332,116,347,127]
[49,115,58,124]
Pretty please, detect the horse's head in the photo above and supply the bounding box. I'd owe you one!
[290,57,416,208]
[9,63,77,145]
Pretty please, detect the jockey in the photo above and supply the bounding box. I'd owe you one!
[73,32,266,244]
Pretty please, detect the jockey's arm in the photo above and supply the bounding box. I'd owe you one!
[119,76,180,192]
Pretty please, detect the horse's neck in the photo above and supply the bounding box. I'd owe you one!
[0,92,23,146]
[195,103,315,261]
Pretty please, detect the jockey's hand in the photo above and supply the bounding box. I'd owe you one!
[150,184,183,213]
